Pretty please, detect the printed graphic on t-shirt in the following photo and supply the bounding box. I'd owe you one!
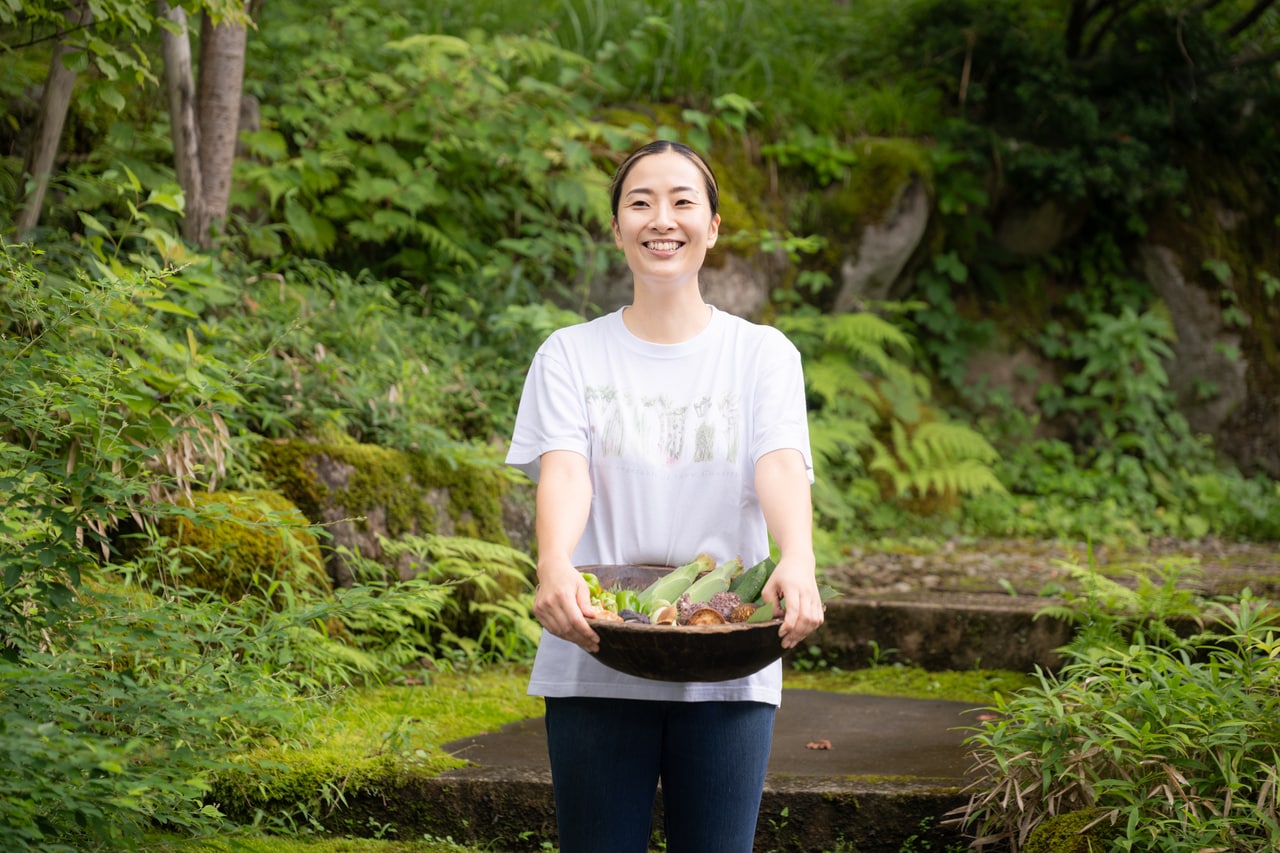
[586,385,740,465]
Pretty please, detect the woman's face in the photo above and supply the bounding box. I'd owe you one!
[611,150,720,290]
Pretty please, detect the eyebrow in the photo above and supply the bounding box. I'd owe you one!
[624,186,701,199]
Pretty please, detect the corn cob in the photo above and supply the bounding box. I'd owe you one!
[683,556,742,604]
[636,553,715,610]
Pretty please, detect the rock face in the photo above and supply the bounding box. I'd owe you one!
[1139,244,1248,439]
[257,440,514,587]
[995,199,1080,257]
[833,176,931,310]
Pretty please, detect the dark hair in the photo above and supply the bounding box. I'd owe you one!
[608,140,720,219]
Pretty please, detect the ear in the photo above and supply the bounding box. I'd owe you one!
[612,217,622,248]
[707,213,721,247]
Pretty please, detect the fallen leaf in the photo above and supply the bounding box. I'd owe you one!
[806,739,832,750]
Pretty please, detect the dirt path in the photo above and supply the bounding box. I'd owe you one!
[823,537,1280,601]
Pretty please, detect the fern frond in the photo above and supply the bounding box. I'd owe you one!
[413,222,478,269]
[871,420,1007,500]
[807,355,880,408]
[911,421,1002,464]
[809,417,876,467]
[822,312,913,364]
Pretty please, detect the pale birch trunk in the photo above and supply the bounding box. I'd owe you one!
[159,1,250,248]
[193,7,249,247]
[158,2,206,243]
[12,1,93,239]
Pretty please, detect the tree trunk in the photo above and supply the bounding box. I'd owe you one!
[12,1,92,240]
[193,6,249,247]
[158,1,206,243]
[158,0,250,249]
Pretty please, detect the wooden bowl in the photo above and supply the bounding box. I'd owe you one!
[582,564,785,683]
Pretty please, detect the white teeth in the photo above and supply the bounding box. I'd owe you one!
[647,241,682,251]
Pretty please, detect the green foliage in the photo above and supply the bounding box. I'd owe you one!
[961,292,1280,543]
[778,309,1003,542]
[212,257,468,448]
[0,235,498,850]
[955,565,1280,852]
[0,237,243,594]
[374,534,540,667]
[240,6,625,314]
[418,0,898,133]
[0,1,251,111]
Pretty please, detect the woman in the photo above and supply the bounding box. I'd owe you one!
[506,140,824,853]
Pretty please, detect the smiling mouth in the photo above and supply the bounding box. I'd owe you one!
[644,240,684,252]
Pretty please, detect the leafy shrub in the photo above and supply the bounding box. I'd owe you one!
[358,533,540,668]
[960,295,1280,543]
[777,308,1004,543]
[239,9,622,313]
[0,237,462,850]
[953,564,1280,852]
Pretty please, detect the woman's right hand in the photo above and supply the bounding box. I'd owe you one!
[533,559,600,653]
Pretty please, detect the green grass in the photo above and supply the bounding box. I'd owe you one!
[784,665,1035,704]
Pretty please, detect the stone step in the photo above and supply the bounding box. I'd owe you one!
[423,690,979,853]
[354,597,1059,852]
[812,594,1073,672]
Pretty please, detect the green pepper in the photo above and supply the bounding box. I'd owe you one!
[613,589,640,614]
[581,572,601,594]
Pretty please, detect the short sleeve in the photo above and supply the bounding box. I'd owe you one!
[749,331,814,483]
[505,336,591,482]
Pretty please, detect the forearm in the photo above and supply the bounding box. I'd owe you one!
[755,447,822,648]
[531,449,600,650]
[534,449,592,581]
[755,448,815,567]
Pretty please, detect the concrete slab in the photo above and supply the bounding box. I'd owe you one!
[433,689,980,852]
[442,688,979,781]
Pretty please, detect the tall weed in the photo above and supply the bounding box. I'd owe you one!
[953,562,1280,852]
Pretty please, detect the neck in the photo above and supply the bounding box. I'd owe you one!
[622,289,711,344]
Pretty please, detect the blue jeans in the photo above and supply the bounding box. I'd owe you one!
[543,696,777,853]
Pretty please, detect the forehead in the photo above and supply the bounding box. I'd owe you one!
[620,150,706,194]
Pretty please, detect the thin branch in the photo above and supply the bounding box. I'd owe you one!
[3,17,96,50]
[1067,0,1120,58]
[1224,0,1277,39]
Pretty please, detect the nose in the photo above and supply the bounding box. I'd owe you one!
[650,200,676,230]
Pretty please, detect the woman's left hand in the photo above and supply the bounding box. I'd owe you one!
[759,555,825,649]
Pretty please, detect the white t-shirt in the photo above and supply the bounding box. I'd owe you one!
[506,306,813,705]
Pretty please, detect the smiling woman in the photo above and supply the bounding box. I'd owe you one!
[504,139,824,852]
[608,141,722,342]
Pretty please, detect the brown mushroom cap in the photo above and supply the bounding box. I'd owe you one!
[686,607,727,625]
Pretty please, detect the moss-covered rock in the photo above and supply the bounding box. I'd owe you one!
[160,489,329,602]
[1024,809,1121,853]
[256,438,514,587]
[815,137,933,244]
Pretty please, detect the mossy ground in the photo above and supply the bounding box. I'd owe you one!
[210,665,544,821]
